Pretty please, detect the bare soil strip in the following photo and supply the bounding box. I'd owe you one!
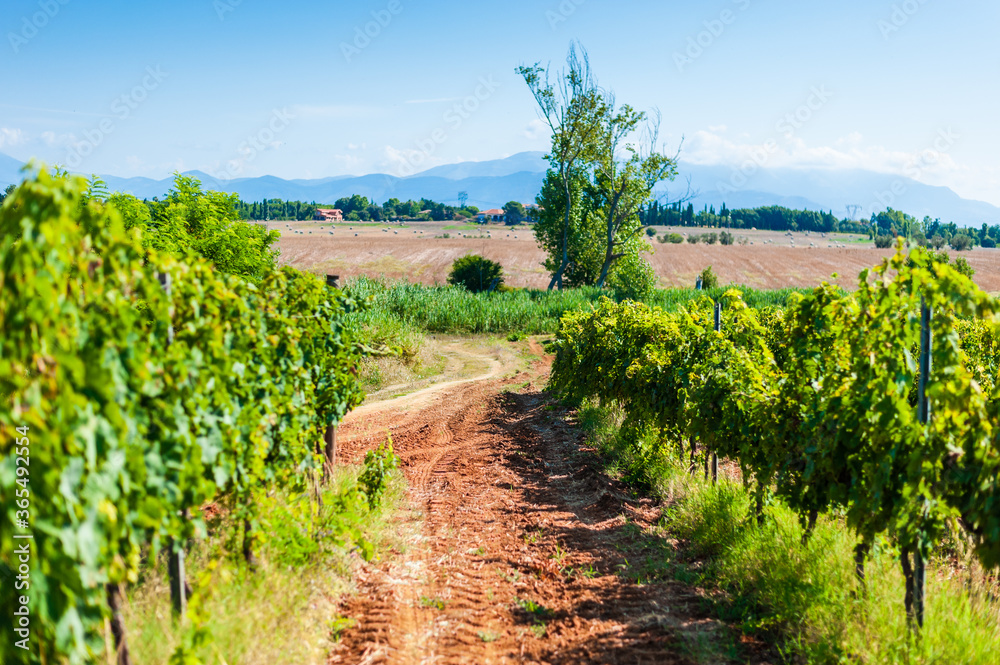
[330,354,764,664]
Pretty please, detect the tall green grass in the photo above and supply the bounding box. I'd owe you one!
[345,276,812,336]
[578,403,1000,664]
[124,457,406,665]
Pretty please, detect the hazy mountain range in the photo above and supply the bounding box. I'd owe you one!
[2,150,998,226]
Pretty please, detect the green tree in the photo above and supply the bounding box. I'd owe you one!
[503,200,525,224]
[447,254,505,293]
[950,233,974,251]
[0,183,16,206]
[534,168,604,287]
[590,101,678,288]
[517,42,606,289]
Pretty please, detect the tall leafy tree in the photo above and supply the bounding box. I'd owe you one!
[591,104,679,287]
[502,200,525,224]
[534,168,604,287]
[517,42,606,290]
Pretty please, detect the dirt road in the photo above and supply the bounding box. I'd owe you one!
[330,346,759,664]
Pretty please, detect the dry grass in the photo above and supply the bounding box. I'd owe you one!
[358,334,446,394]
[275,222,1000,292]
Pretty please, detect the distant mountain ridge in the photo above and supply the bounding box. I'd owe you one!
[1,150,997,226]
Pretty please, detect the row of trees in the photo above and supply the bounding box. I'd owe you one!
[233,195,482,222]
[518,43,679,292]
[4,176,539,227]
[640,201,871,235]
[638,200,998,248]
[872,208,1000,249]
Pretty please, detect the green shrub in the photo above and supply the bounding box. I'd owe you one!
[950,233,974,251]
[608,252,656,301]
[874,234,894,248]
[645,227,657,237]
[447,254,504,293]
[108,174,280,283]
[686,234,700,244]
[698,265,719,289]
[358,441,400,511]
[720,231,734,246]
[703,232,718,245]
[952,256,975,277]
[658,232,684,244]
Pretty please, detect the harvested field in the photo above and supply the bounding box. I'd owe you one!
[274,220,1000,292]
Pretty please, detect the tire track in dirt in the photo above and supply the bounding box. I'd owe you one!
[331,353,770,664]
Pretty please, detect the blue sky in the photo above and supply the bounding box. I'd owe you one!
[3,0,998,205]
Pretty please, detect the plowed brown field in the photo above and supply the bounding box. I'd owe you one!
[329,345,771,665]
[276,226,1000,292]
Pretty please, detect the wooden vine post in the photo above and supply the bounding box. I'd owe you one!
[158,272,187,618]
[323,274,340,482]
[105,581,131,665]
[711,301,720,485]
[323,424,338,481]
[913,298,932,631]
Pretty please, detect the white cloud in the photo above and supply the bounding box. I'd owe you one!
[40,130,74,149]
[0,128,26,149]
[522,118,548,141]
[380,144,449,177]
[321,152,369,175]
[684,128,963,184]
